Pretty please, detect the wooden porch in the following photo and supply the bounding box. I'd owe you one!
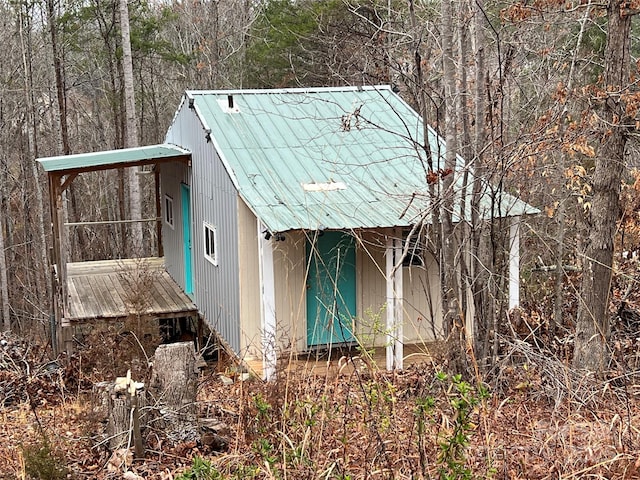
[243,342,442,379]
[63,257,197,324]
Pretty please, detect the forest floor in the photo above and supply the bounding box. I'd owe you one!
[2,320,640,480]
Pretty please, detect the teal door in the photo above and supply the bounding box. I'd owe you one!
[306,231,356,346]
[180,184,193,295]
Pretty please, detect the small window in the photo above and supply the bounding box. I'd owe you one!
[403,230,424,267]
[204,222,218,266]
[164,195,174,229]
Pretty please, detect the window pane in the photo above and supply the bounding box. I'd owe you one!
[204,223,217,265]
[164,195,174,227]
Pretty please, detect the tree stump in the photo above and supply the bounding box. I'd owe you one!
[148,342,199,444]
[108,396,130,450]
[93,373,146,456]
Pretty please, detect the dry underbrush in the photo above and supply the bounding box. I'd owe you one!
[2,328,640,479]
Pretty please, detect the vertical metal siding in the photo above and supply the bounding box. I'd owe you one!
[164,100,242,353]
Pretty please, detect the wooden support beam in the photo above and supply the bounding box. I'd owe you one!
[48,173,68,335]
[64,217,160,227]
[59,172,78,194]
[155,166,163,257]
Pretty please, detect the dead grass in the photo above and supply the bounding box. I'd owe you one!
[2,333,640,479]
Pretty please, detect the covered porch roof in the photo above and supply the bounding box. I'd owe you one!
[37,143,191,174]
[35,143,193,271]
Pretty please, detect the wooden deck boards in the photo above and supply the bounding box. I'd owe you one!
[65,257,198,322]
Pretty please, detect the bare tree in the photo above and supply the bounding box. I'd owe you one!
[439,0,467,370]
[573,1,635,373]
[120,0,143,256]
[0,155,9,330]
[17,0,51,318]
[469,0,492,364]
[0,0,9,331]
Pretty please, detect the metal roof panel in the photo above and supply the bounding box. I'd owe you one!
[181,86,538,232]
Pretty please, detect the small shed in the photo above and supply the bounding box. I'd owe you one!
[159,86,536,378]
[37,86,537,377]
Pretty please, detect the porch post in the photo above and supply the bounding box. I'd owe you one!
[509,216,521,310]
[385,228,404,371]
[385,233,394,371]
[154,166,163,257]
[49,173,68,352]
[258,220,277,380]
[393,228,403,370]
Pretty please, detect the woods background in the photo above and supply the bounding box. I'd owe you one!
[1,0,640,373]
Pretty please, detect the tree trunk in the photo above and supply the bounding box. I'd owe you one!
[119,0,143,256]
[456,1,472,330]
[0,193,9,330]
[95,375,146,454]
[553,6,593,335]
[18,1,51,314]
[47,0,89,261]
[440,0,466,371]
[470,0,491,365]
[441,0,459,333]
[573,1,631,373]
[0,18,8,332]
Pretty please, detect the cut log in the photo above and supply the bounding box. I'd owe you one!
[109,396,129,450]
[93,373,146,455]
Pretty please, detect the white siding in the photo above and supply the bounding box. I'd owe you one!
[357,231,443,346]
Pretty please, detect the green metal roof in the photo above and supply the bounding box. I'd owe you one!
[181,86,538,233]
[36,144,191,173]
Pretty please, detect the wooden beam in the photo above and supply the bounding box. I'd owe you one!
[64,217,160,227]
[48,174,61,269]
[59,173,78,193]
[47,155,191,177]
[155,167,163,257]
[48,174,61,354]
[48,172,68,334]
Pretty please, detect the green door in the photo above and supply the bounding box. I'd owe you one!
[180,184,193,296]
[306,231,356,346]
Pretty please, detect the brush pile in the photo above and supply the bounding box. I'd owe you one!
[0,331,63,408]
